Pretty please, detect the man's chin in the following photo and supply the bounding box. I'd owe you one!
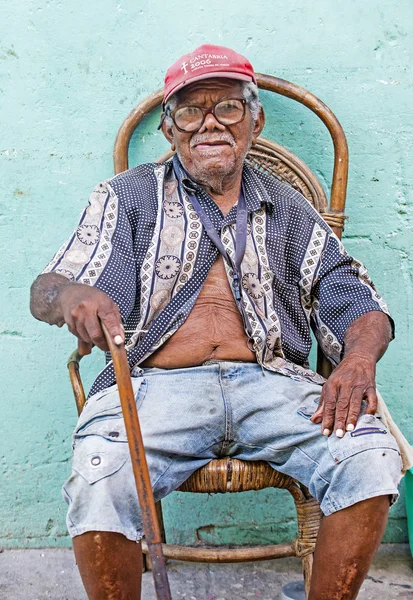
[196,161,235,180]
[190,151,236,175]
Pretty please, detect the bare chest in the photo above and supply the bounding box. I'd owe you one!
[141,257,255,368]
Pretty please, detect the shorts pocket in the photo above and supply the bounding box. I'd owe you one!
[72,436,129,484]
[328,414,401,463]
[297,397,320,419]
[74,377,148,443]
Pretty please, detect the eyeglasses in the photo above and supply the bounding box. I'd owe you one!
[158,98,247,133]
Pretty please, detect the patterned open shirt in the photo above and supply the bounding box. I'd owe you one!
[43,156,392,396]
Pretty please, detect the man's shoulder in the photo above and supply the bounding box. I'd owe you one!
[249,164,315,209]
[107,161,166,190]
[247,164,329,228]
[98,161,170,214]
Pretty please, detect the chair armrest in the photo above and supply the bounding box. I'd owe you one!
[67,348,87,415]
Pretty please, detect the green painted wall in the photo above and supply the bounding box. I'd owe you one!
[1,0,412,548]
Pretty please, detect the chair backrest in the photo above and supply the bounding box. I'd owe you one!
[113,74,350,378]
[113,73,349,239]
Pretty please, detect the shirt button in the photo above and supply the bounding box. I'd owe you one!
[91,456,101,466]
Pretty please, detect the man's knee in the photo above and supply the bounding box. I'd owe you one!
[73,532,143,600]
[319,421,402,516]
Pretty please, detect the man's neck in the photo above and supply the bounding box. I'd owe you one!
[183,165,243,216]
[209,186,241,216]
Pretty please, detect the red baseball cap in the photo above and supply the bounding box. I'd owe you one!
[163,44,257,106]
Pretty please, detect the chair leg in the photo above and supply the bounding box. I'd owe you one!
[143,500,166,572]
[292,493,322,600]
[301,552,314,599]
[156,500,167,542]
[142,546,149,572]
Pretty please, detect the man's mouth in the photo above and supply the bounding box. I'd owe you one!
[190,134,235,151]
[193,141,231,150]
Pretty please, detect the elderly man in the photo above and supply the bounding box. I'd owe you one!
[30,44,401,600]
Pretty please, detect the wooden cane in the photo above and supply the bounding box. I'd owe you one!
[101,324,172,600]
[67,334,172,597]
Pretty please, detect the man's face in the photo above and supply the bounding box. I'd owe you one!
[162,78,264,186]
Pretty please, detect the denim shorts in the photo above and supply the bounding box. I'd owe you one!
[62,362,402,541]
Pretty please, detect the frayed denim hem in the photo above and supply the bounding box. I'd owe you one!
[321,488,399,516]
[69,524,144,543]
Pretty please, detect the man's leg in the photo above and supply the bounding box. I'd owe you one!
[309,495,389,600]
[73,533,142,600]
[226,364,401,600]
[64,365,225,599]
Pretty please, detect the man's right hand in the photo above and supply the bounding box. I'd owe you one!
[59,284,124,354]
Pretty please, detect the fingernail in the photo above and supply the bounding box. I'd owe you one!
[323,428,330,436]
[114,335,123,345]
[336,429,344,438]
[346,424,355,431]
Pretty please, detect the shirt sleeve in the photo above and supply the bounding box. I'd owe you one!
[41,181,137,320]
[310,232,394,366]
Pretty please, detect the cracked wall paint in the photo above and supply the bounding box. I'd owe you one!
[1,0,412,548]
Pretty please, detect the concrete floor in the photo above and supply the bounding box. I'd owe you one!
[0,544,412,599]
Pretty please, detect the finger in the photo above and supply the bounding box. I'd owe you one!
[83,314,110,352]
[98,308,124,346]
[310,399,324,424]
[65,314,77,338]
[66,316,89,346]
[64,303,94,343]
[332,393,351,438]
[321,384,338,436]
[345,386,364,432]
[364,386,378,415]
[78,339,93,356]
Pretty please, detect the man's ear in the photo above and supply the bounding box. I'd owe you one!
[252,107,265,143]
[161,119,174,145]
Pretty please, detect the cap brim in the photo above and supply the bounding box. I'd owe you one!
[163,72,254,105]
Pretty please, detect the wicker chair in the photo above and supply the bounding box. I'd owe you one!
[68,74,348,598]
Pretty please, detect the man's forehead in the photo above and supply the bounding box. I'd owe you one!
[176,78,243,103]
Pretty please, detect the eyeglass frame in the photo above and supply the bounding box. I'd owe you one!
[157,98,248,133]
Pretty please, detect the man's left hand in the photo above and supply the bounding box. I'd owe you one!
[310,353,377,438]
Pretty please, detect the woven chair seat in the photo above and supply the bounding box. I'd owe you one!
[177,457,296,494]
[140,458,322,568]
[176,458,322,560]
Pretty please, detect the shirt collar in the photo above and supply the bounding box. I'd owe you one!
[170,154,274,216]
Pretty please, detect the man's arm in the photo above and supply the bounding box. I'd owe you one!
[310,311,393,437]
[30,179,137,353]
[30,273,124,353]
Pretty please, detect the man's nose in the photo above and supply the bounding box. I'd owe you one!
[197,113,226,133]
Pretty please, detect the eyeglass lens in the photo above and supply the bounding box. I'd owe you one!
[173,99,245,132]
